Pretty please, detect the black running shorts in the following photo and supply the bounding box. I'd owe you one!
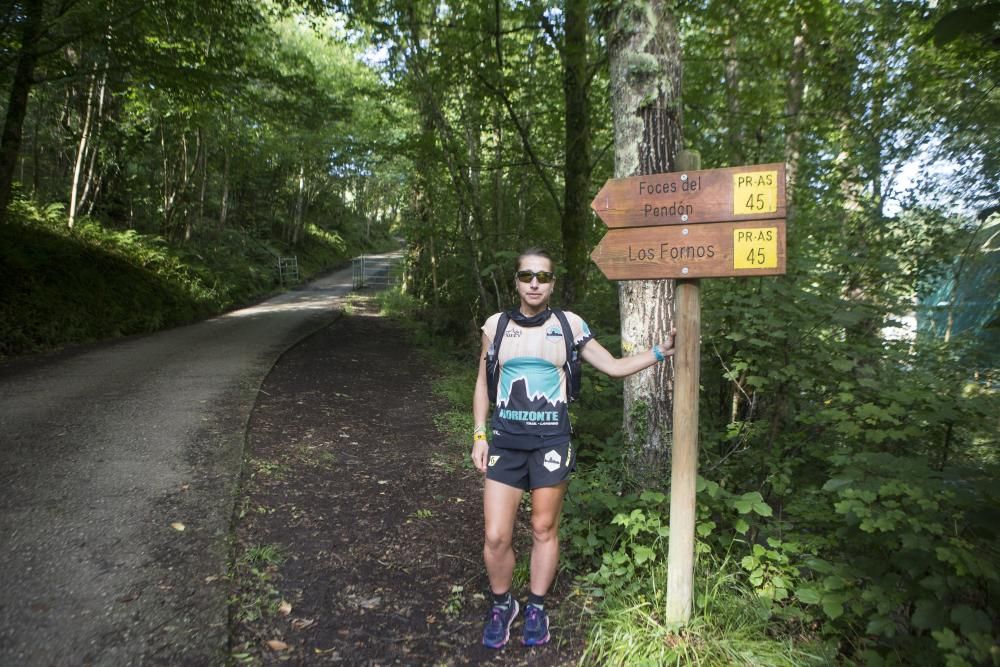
[485,441,575,491]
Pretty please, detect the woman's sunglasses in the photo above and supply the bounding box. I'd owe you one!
[515,270,555,284]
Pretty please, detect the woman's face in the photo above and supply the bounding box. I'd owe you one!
[515,255,555,313]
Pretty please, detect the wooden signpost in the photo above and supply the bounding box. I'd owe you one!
[591,158,786,625]
[591,220,786,280]
[591,162,786,229]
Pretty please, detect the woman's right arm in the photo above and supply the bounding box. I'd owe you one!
[471,333,491,473]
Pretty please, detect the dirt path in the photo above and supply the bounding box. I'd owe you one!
[229,297,583,665]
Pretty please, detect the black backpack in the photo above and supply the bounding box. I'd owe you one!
[486,309,582,404]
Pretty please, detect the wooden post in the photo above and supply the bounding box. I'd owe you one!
[666,150,701,625]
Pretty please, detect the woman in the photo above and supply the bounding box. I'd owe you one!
[472,248,675,649]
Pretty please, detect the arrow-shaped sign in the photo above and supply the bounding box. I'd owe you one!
[591,220,787,280]
[591,162,786,229]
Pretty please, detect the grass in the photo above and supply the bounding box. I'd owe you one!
[241,543,284,567]
[578,559,835,666]
[249,458,287,480]
[230,543,286,625]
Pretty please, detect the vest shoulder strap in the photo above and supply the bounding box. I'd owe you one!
[552,309,575,358]
[493,311,511,353]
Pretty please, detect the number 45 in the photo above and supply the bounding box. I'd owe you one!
[746,247,766,265]
[745,193,765,210]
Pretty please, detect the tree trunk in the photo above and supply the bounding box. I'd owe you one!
[31,109,41,194]
[609,0,683,487]
[69,64,100,228]
[492,105,503,246]
[292,163,305,246]
[161,125,173,233]
[784,16,807,226]
[723,6,744,165]
[560,0,591,306]
[413,113,438,307]
[0,0,46,223]
[197,126,207,232]
[219,147,230,228]
[183,131,201,242]
[81,63,108,217]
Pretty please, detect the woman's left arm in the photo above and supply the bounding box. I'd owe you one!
[580,330,676,379]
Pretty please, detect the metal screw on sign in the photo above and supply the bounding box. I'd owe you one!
[681,174,688,181]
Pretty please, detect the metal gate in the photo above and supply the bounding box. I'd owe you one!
[277,256,299,284]
[352,254,401,290]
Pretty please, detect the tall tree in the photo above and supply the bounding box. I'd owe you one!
[607,0,683,485]
[554,0,593,305]
[0,0,46,222]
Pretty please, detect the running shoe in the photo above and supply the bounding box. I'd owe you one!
[482,599,519,649]
[522,603,550,646]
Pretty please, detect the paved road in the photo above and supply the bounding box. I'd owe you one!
[0,259,392,665]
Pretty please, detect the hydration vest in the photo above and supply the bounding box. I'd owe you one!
[485,309,582,404]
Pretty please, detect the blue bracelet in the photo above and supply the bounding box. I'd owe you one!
[653,345,665,362]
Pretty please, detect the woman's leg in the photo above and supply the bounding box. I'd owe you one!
[483,478,523,594]
[528,481,568,596]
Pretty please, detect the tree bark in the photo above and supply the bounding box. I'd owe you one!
[69,62,100,228]
[784,16,807,226]
[560,0,591,306]
[723,6,744,165]
[81,63,108,217]
[197,126,207,233]
[219,147,230,228]
[292,163,305,246]
[0,0,46,223]
[609,0,683,487]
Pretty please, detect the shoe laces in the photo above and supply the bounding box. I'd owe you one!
[487,605,506,625]
[525,605,541,627]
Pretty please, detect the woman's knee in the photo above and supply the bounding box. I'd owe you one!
[530,515,559,542]
[484,526,513,552]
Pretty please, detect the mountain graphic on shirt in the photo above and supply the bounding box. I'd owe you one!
[497,357,563,408]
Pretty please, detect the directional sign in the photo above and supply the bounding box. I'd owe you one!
[591,220,787,280]
[591,162,786,229]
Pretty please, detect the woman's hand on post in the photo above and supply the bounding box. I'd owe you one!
[659,328,677,357]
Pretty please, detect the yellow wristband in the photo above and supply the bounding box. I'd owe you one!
[474,431,488,443]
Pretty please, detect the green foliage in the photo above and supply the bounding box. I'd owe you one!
[0,198,354,357]
[786,453,1000,665]
[573,486,671,598]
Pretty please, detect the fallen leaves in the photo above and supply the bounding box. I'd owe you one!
[278,600,292,616]
[266,639,288,651]
[291,617,315,630]
[359,596,382,609]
